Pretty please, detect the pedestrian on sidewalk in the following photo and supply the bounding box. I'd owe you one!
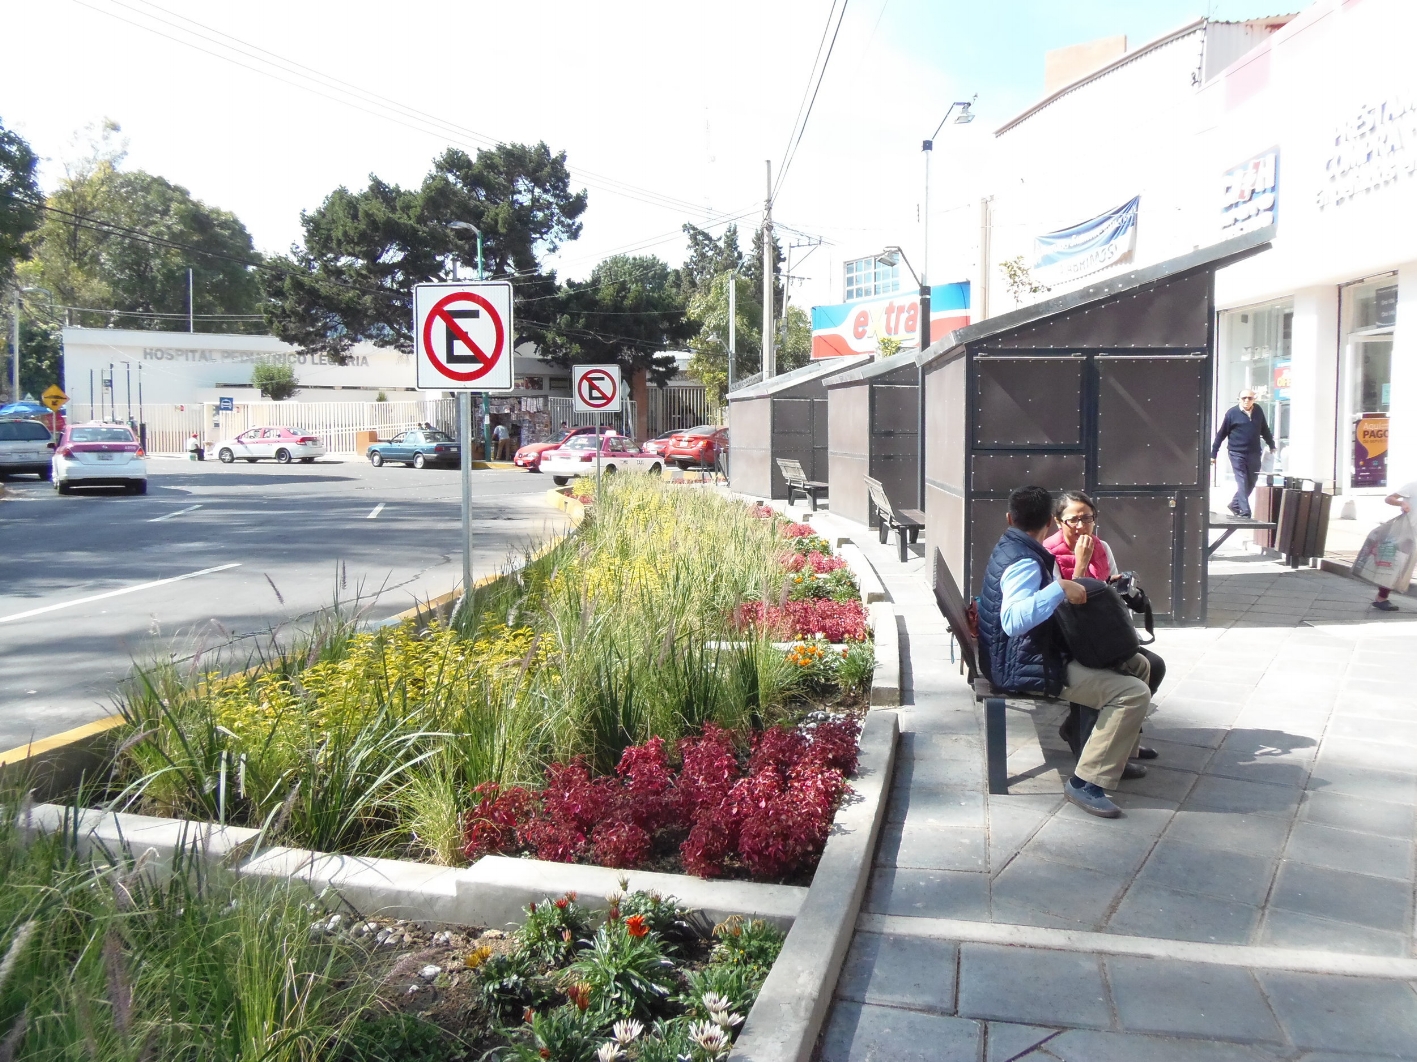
[976,485,1151,819]
[1211,389,1275,518]
[492,421,509,460]
[1371,480,1417,612]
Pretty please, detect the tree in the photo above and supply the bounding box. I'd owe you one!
[251,362,299,400]
[1000,255,1050,307]
[779,305,813,372]
[685,271,760,403]
[539,254,692,386]
[264,142,587,361]
[0,116,41,282]
[26,122,263,331]
[18,319,62,397]
[876,335,902,358]
[679,222,743,301]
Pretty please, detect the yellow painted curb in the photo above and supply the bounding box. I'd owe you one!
[0,714,126,769]
[546,487,588,525]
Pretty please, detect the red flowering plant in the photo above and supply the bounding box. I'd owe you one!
[461,717,862,882]
[747,503,775,519]
[784,551,847,574]
[735,598,870,643]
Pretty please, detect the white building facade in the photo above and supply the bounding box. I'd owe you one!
[980,0,1417,501]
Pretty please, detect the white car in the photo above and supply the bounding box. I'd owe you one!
[0,418,57,479]
[53,422,147,494]
[215,426,327,464]
[539,434,663,486]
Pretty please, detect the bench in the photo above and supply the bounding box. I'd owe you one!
[930,549,1069,795]
[1205,514,1277,557]
[865,476,926,563]
[776,458,828,510]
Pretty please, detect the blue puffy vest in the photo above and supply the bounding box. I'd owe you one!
[977,527,1065,696]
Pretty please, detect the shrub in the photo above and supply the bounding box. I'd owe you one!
[565,919,679,1022]
[836,642,876,695]
[517,893,594,967]
[737,599,869,642]
[709,916,786,973]
[476,951,556,1022]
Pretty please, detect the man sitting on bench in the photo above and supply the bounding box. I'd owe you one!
[976,485,1152,819]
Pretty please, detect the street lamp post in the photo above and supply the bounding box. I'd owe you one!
[10,286,54,403]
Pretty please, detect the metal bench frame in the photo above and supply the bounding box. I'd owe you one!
[865,475,926,563]
[775,457,828,510]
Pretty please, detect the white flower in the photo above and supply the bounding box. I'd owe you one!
[613,1019,644,1044]
[710,1009,743,1029]
[700,992,731,1013]
[596,1043,622,1062]
[689,1021,731,1055]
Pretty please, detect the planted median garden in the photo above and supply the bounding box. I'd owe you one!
[5,476,881,1059]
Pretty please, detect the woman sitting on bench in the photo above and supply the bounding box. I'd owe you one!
[1043,490,1165,762]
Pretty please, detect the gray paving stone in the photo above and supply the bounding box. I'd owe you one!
[1144,722,1230,750]
[1317,737,1417,776]
[1161,809,1293,859]
[1268,860,1411,933]
[1042,1028,1285,1061]
[894,751,985,791]
[985,1022,1060,1061]
[1325,714,1417,748]
[888,786,986,828]
[1305,761,1417,804]
[1284,820,1414,881]
[1258,971,1417,1055]
[819,1001,982,1062]
[1297,789,1416,840]
[863,867,991,919]
[1132,839,1276,906]
[988,897,1101,932]
[835,932,958,1013]
[1168,679,1252,706]
[1256,907,1409,957]
[1021,813,1162,878]
[1207,734,1318,789]
[957,943,1110,1029]
[1184,776,1305,817]
[1137,738,1216,774]
[1105,882,1261,944]
[1115,764,1201,803]
[1105,956,1283,1043]
[876,822,987,871]
[990,852,1129,930]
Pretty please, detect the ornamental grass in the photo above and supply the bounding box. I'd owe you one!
[106,475,869,873]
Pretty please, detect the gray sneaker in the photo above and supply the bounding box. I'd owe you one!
[1066,781,1121,818]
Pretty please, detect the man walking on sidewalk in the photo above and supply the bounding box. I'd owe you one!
[1211,389,1275,518]
[975,486,1152,819]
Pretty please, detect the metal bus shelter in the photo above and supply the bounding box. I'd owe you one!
[919,227,1274,626]
[824,353,920,526]
[726,355,869,500]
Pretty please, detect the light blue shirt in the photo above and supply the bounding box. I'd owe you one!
[999,556,1065,637]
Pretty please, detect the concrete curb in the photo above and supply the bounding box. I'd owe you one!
[728,709,898,1062]
[866,602,900,707]
[546,486,589,524]
[838,543,887,603]
[24,802,807,931]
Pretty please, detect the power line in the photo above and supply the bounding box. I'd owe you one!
[775,0,851,199]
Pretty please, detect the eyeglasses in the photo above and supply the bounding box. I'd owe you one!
[1061,514,1096,527]
[1240,395,1256,402]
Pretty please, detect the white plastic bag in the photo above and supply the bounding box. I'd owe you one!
[1352,515,1417,592]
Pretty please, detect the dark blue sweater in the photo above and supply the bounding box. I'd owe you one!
[1212,404,1275,458]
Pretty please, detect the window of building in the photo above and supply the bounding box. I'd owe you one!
[844,257,900,301]
[1218,299,1293,472]
[1340,273,1397,490]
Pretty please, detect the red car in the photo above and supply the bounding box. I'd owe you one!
[513,425,602,471]
[640,430,676,457]
[665,425,728,470]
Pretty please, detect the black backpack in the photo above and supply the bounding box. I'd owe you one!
[1054,575,1154,670]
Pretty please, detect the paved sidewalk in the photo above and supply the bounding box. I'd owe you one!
[799,505,1417,1062]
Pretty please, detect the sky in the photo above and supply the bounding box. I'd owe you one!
[0,0,1299,311]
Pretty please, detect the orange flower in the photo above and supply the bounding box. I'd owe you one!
[540,1050,551,1059]
[568,981,593,1011]
[524,1008,535,1024]
[625,914,649,938]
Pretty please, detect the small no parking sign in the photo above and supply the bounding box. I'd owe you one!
[572,365,621,413]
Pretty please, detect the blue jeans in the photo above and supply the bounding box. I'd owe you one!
[1229,449,1260,517]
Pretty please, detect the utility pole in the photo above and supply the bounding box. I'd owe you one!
[187,268,194,332]
[9,288,18,403]
[762,160,774,380]
[727,271,736,393]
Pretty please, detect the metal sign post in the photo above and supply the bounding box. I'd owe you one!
[572,365,622,496]
[413,280,515,601]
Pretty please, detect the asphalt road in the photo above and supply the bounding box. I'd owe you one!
[0,456,570,751]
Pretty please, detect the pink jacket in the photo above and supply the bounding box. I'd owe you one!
[1043,528,1115,581]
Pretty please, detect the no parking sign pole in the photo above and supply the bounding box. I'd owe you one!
[413,280,514,604]
[572,365,622,494]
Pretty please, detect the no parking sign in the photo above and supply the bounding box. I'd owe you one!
[413,281,515,391]
[572,364,622,413]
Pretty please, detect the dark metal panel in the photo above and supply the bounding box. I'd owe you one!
[970,452,1087,494]
[811,399,830,481]
[974,356,1083,448]
[968,497,1010,599]
[926,355,968,495]
[1096,355,1205,488]
[831,453,870,524]
[728,396,773,499]
[873,453,918,514]
[1092,492,1176,616]
[925,483,966,598]
[980,270,1214,351]
[1176,491,1206,626]
[773,398,813,434]
[872,385,919,434]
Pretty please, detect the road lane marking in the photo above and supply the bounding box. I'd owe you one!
[148,504,203,522]
[367,503,386,519]
[0,563,242,624]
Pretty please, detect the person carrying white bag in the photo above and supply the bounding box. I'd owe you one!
[1354,480,1417,612]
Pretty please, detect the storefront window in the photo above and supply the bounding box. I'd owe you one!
[1340,274,1397,489]
[1218,299,1293,472]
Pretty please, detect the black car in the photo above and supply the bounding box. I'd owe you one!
[366,429,461,468]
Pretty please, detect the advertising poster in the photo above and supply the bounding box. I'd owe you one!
[1033,197,1139,286]
[1353,415,1389,487]
[810,282,970,359]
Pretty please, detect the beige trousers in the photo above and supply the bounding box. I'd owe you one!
[1062,653,1151,790]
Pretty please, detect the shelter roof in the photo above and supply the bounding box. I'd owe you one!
[726,354,870,400]
[824,352,920,388]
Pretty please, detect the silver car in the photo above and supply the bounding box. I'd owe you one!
[0,418,57,479]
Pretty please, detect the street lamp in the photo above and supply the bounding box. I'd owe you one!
[10,285,53,402]
[920,97,975,353]
[446,220,484,281]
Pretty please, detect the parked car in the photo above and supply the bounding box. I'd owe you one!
[539,434,663,486]
[52,422,146,494]
[513,425,601,471]
[640,430,677,457]
[366,428,460,468]
[216,426,326,464]
[0,418,57,479]
[664,425,729,470]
